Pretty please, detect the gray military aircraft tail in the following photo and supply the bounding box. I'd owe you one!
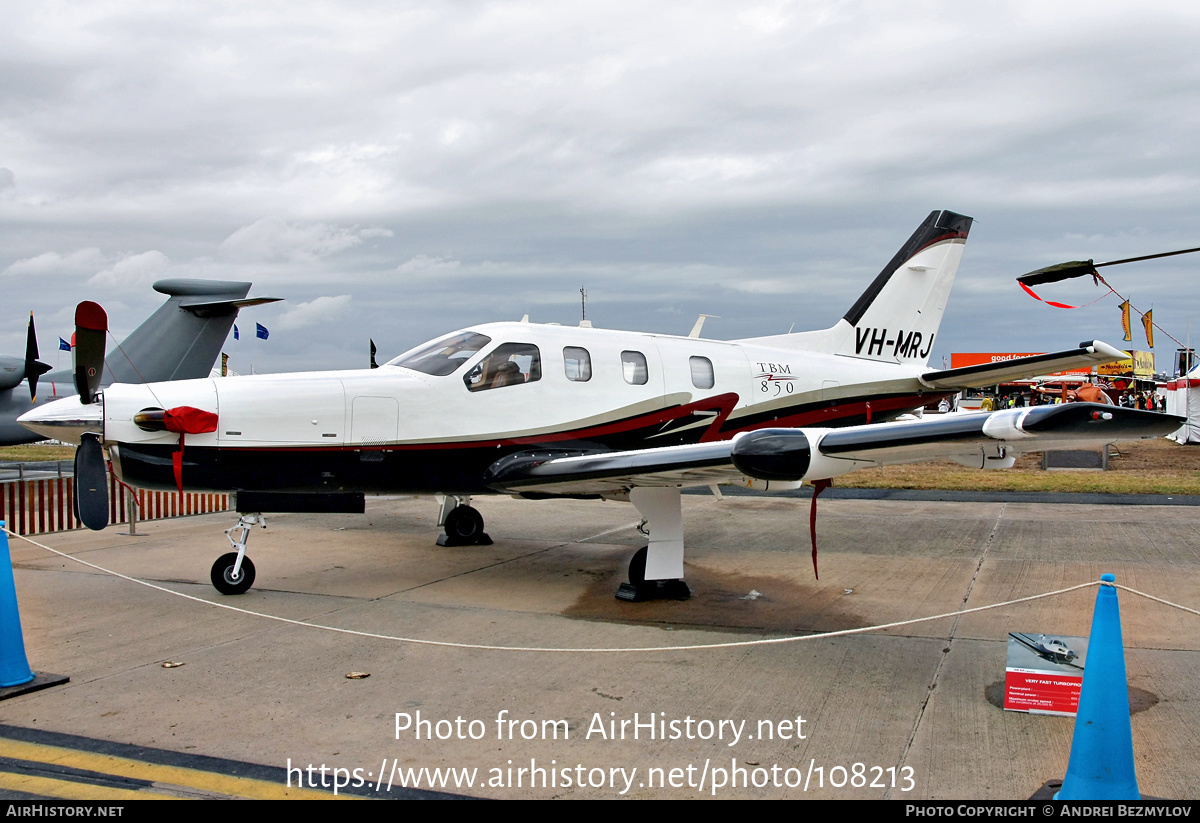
[0,279,279,446]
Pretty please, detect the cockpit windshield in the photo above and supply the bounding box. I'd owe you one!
[386,332,492,376]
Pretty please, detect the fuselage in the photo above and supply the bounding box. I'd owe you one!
[81,322,946,495]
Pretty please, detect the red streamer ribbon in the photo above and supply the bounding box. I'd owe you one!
[1019,281,1114,309]
[809,479,832,580]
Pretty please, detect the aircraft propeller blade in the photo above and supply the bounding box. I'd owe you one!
[74,433,109,531]
[1018,246,1200,287]
[73,301,108,404]
[24,312,51,403]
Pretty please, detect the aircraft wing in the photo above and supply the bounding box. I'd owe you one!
[484,441,740,495]
[810,404,1180,466]
[484,404,1182,494]
[920,340,1127,390]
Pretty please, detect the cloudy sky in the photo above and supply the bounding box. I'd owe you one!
[3,1,1199,375]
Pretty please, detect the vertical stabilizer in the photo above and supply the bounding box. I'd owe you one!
[104,279,254,383]
[741,210,972,367]
[832,209,972,365]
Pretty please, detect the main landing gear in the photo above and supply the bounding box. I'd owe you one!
[435,495,493,547]
[616,488,691,602]
[211,513,265,595]
[618,545,691,602]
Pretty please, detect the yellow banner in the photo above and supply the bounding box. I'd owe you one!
[1099,350,1155,378]
[1133,349,1155,377]
[1119,300,1131,342]
[1141,308,1154,349]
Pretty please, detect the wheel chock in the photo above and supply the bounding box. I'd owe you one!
[436,531,493,547]
[616,579,691,602]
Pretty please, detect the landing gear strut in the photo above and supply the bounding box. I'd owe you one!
[435,495,493,547]
[615,488,691,602]
[211,513,264,595]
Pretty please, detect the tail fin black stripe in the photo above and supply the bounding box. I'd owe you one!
[842,210,973,326]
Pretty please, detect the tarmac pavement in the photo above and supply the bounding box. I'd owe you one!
[1,492,1197,799]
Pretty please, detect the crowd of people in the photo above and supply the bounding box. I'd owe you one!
[951,382,1166,412]
[1117,389,1165,411]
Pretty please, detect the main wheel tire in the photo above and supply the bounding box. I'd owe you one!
[211,552,256,595]
[628,546,648,586]
[444,505,484,541]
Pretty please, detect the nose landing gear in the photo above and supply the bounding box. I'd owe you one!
[435,495,493,547]
[210,513,265,594]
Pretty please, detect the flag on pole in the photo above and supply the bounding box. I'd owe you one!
[233,324,239,340]
[1119,300,1131,342]
[1142,309,1154,348]
[370,339,378,369]
[256,323,269,340]
[58,338,71,351]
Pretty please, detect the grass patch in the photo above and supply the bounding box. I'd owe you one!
[835,437,1200,495]
[0,444,77,463]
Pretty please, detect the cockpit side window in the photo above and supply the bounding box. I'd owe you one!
[464,343,542,392]
[388,332,492,376]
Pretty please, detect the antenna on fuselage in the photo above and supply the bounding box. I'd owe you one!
[579,287,593,328]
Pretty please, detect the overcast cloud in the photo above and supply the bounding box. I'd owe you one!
[2,1,1199,373]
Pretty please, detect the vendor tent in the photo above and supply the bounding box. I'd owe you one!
[1166,368,1200,443]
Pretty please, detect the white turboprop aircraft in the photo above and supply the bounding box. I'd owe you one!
[19,210,1182,599]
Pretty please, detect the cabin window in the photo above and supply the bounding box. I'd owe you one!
[563,347,592,382]
[464,343,542,392]
[388,332,491,376]
[690,356,714,389]
[621,351,648,385]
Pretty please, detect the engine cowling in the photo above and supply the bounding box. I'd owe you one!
[730,428,812,481]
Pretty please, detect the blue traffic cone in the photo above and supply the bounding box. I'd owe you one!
[1055,573,1139,800]
[0,522,34,688]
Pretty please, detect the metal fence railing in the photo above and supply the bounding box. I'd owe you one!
[1,475,230,536]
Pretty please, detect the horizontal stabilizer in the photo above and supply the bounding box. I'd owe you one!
[179,296,283,317]
[921,341,1128,390]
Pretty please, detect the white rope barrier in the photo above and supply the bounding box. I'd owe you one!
[6,527,1194,654]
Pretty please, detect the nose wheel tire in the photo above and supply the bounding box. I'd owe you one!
[445,505,484,540]
[211,552,256,595]
[437,505,493,546]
